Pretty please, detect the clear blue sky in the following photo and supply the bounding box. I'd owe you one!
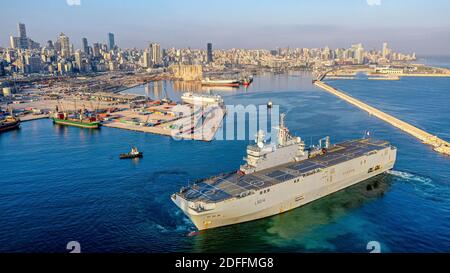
[1,0,450,55]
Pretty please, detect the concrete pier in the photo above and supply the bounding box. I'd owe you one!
[314,80,450,156]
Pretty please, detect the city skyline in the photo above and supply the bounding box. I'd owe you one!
[1,21,417,77]
[1,0,450,55]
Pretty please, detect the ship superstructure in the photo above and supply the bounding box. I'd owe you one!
[171,114,397,230]
[240,114,308,174]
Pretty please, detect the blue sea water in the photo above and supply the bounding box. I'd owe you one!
[0,70,449,253]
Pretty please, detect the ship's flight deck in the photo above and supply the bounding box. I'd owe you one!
[178,138,390,203]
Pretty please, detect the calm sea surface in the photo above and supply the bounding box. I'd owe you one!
[1,65,449,252]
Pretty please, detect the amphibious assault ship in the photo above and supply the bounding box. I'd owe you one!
[171,114,397,230]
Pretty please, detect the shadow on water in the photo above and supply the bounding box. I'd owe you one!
[189,174,393,253]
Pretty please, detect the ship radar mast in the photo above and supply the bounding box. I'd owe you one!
[256,130,265,148]
[278,113,289,146]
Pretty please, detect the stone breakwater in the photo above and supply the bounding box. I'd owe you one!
[314,80,450,157]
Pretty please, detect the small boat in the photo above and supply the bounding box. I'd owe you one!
[267,101,273,109]
[120,147,143,159]
[241,76,254,86]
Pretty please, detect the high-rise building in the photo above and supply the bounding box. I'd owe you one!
[9,36,19,49]
[382,42,389,59]
[351,43,364,64]
[17,23,29,49]
[0,61,5,76]
[59,33,70,58]
[92,43,100,57]
[25,54,41,73]
[322,46,331,60]
[355,47,364,64]
[74,50,83,71]
[149,43,161,66]
[107,33,115,51]
[47,40,54,50]
[142,50,151,68]
[18,23,27,38]
[82,38,89,55]
[207,42,213,63]
[28,40,40,50]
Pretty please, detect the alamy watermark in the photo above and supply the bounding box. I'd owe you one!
[367,241,381,253]
[66,241,81,253]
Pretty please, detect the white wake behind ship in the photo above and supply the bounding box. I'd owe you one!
[171,114,397,230]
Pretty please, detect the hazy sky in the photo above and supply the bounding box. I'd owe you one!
[1,0,450,55]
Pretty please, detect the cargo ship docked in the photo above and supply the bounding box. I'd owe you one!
[0,116,20,133]
[181,92,224,106]
[201,78,240,87]
[172,114,397,230]
[52,111,101,129]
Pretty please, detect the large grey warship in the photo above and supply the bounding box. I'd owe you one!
[171,114,397,230]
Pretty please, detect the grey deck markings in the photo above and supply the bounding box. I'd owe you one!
[179,138,390,203]
[186,187,214,201]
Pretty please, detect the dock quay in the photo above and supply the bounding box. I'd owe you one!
[19,114,49,122]
[314,80,450,156]
[3,90,225,141]
[102,103,225,142]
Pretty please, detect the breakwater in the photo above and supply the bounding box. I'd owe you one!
[314,80,450,156]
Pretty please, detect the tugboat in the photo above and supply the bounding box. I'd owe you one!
[241,76,254,86]
[120,147,143,159]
